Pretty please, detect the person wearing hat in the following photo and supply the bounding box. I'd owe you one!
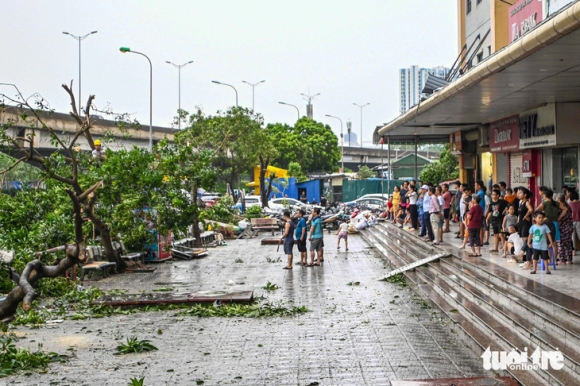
[92,139,105,161]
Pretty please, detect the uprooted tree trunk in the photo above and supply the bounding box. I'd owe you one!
[0,245,83,321]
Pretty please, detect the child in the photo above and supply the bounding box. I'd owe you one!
[387,197,394,220]
[336,220,349,251]
[527,211,555,274]
[459,199,472,250]
[505,225,524,263]
[502,204,518,257]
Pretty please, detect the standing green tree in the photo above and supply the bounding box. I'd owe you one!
[209,107,266,204]
[266,117,340,174]
[156,110,227,244]
[419,144,459,184]
[357,165,375,179]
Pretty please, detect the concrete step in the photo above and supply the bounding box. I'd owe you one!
[361,227,546,386]
[362,224,580,386]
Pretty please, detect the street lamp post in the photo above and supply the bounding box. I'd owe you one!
[353,102,370,147]
[212,80,238,107]
[278,101,300,120]
[325,114,344,172]
[166,60,193,129]
[62,31,98,113]
[120,47,153,152]
[242,80,265,111]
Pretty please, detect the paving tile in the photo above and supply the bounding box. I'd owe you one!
[6,233,493,385]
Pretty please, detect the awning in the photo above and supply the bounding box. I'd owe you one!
[421,74,450,94]
[378,3,580,137]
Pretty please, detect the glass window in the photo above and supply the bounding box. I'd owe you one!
[467,0,472,14]
[562,147,578,188]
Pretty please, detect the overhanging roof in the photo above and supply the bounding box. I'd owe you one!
[379,2,580,137]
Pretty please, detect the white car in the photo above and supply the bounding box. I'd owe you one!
[357,193,390,201]
[239,195,262,208]
[268,197,311,211]
[345,197,387,210]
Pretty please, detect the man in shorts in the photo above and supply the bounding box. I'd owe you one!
[309,207,324,266]
[295,209,308,265]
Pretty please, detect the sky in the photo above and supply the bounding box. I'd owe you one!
[1,0,457,146]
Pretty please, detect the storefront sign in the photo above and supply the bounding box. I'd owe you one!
[519,103,557,149]
[489,115,520,152]
[510,0,544,42]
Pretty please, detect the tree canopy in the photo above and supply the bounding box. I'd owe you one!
[419,145,459,184]
[266,117,340,174]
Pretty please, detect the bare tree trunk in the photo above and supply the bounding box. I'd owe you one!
[0,246,80,321]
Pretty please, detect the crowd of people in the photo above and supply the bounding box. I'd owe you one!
[387,179,580,275]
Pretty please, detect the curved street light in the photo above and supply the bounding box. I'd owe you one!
[242,80,265,111]
[325,114,344,172]
[166,60,194,129]
[120,47,153,152]
[212,80,238,107]
[62,30,98,113]
[353,102,370,147]
[278,101,300,120]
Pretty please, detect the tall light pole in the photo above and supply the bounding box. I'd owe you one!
[353,102,370,147]
[242,80,265,111]
[120,47,153,152]
[325,114,344,172]
[166,60,193,129]
[301,92,320,119]
[62,30,97,114]
[212,80,238,107]
[278,101,300,120]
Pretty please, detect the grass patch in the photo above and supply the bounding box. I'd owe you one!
[116,337,158,355]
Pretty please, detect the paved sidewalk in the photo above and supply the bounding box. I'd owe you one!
[7,234,489,386]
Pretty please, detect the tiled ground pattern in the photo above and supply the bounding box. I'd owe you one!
[6,234,489,385]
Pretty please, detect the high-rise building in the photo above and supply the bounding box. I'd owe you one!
[399,65,450,114]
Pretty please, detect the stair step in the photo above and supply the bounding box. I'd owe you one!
[362,224,580,385]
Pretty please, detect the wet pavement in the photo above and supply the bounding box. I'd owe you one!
[7,234,490,385]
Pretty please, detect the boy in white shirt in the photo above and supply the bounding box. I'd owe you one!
[505,225,523,263]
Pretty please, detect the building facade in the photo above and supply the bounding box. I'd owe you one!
[399,65,450,114]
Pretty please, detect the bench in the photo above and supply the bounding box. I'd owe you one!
[80,246,117,281]
[112,241,147,264]
[250,218,280,236]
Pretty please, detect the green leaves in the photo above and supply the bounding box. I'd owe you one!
[419,144,459,185]
[115,337,158,355]
[0,334,62,377]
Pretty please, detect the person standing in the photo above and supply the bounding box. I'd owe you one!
[280,211,296,270]
[518,188,535,270]
[486,189,508,254]
[442,183,452,233]
[527,211,554,274]
[499,181,507,198]
[295,209,308,266]
[336,221,349,251]
[420,185,433,241]
[308,207,324,266]
[467,195,484,257]
[569,190,580,259]
[428,186,441,245]
[300,191,307,204]
[407,185,419,230]
[556,194,574,264]
[392,186,401,215]
[320,195,328,208]
[436,186,445,243]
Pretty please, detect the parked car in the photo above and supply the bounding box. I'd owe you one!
[357,193,390,201]
[239,195,262,208]
[268,197,311,211]
[344,197,387,210]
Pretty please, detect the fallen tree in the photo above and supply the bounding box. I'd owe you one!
[0,83,126,320]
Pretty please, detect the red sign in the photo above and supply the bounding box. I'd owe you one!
[489,115,520,152]
[509,0,544,42]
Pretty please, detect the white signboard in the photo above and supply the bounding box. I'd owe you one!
[519,103,557,149]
